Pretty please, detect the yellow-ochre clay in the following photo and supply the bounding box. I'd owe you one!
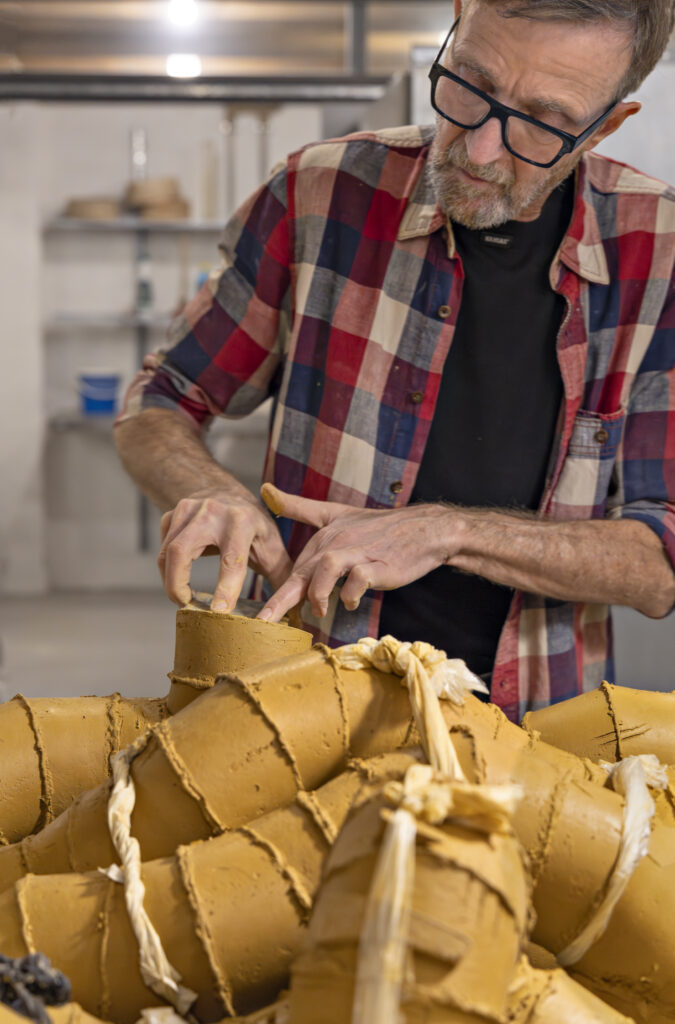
[289,776,636,1024]
[288,783,530,1023]
[0,753,420,1024]
[522,682,675,764]
[0,1004,113,1024]
[1,644,674,1024]
[0,607,312,843]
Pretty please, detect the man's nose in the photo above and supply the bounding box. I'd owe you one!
[464,116,506,165]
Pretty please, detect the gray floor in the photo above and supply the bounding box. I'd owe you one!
[0,591,177,701]
[0,591,672,702]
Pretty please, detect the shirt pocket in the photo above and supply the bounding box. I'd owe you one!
[548,407,625,519]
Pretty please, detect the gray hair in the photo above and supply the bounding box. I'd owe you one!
[472,0,675,99]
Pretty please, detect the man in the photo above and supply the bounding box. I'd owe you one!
[115,0,675,720]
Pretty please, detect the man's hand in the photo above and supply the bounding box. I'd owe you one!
[158,488,292,612]
[258,483,456,622]
[257,483,675,625]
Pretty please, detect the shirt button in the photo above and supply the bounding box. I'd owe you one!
[410,391,424,404]
[594,428,609,444]
[438,304,451,319]
[390,481,403,495]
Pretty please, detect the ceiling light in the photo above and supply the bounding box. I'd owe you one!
[167,0,199,28]
[166,53,202,78]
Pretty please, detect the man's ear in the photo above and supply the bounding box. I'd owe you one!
[585,101,641,151]
[453,0,462,19]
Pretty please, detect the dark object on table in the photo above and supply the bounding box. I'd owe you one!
[0,953,71,1024]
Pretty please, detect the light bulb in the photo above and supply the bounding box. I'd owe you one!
[166,53,202,78]
[167,0,199,28]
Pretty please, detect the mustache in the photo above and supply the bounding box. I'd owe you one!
[432,138,514,187]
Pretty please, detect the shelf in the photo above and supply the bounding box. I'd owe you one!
[49,411,117,434]
[44,216,224,234]
[44,312,173,332]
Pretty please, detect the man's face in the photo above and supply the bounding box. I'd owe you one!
[429,2,632,228]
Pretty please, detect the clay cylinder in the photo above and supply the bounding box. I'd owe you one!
[507,958,635,1024]
[0,608,312,846]
[0,647,415,887]
[522,682,675,764]
[0,753,419,1024]
[289,786,530,1023]
[166,606,312,714]
[438,692,675,1024]
[0,694,167,844]
[0,1005,111,1024]
[2,647,674,1021]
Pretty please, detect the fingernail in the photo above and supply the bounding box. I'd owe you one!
[257,608,272,621]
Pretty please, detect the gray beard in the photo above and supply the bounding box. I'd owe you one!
[429,132,572,229]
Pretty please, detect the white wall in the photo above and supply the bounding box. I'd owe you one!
[0,100,322,595]
[0,103,47,594]
[595,60,675,183]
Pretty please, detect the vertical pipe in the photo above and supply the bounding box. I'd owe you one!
[347,0,367,76]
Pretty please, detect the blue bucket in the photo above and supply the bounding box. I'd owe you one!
[78,371,121,416]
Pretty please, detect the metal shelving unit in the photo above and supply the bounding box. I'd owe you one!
[44,215,223,551]
[44,216,224,234]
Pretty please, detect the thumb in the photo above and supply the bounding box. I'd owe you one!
[260,483,348,529]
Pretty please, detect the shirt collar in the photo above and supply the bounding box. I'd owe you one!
[397,146,610,284]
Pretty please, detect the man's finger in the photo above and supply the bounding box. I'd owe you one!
[306,549,362,618]
[157,502,201,589]
[340,561,382,611]
[211,514,256,613]
[261,483,349,530]
[257,573,309,623]
[162,536,209,606]
[159,510,173,545]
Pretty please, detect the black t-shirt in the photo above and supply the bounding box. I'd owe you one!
[380,176,574,683]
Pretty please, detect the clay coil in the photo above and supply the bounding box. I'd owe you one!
[289,784,530,1023]
[0,753,420,1024]
[0,648,415,887]
[0,1004,113,1024]
[1,647,674,1019]
[0,609,312,844]
[522,682,675,765]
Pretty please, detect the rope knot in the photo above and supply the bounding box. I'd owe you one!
[333,636,487,780]
[383,763,521,833]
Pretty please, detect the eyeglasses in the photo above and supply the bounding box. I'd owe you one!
[429,17,617,168]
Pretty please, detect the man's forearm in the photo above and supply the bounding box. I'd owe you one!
[447,509,675,619]
[114,407,253,511]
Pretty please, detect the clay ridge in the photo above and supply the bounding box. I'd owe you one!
[175,843,235,1018]
[15,695,55,831]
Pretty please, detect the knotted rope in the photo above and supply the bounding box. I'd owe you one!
[352,763,521,1024]
[332,635,488,779]
[106,738,197,1016]
[556,753,668,967]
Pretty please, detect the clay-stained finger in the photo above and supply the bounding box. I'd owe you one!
[211,512,256,613]
[261,483,349,529]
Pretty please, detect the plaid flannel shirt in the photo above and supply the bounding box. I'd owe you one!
[118,124,675,721]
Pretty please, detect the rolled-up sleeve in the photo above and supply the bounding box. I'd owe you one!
[115,163,291,431]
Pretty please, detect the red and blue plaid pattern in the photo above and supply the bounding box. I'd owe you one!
[118,124,675,721]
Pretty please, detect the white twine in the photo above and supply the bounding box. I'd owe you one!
[107,743,197,1016]
[333,635,487,780]
[556,754,668,967]
[352,763,521,1024]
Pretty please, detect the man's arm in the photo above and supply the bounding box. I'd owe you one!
[115,408,291,610]
[257,485,675,622]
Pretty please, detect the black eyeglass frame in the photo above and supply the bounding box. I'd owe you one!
[429,17,617,168]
